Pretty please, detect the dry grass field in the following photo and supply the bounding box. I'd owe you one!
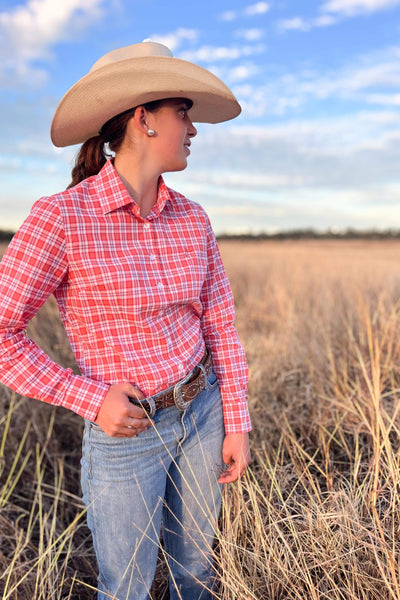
[2,238,400,599]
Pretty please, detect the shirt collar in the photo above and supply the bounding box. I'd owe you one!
[95,159,171,220]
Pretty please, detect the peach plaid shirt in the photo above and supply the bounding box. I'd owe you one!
[0,160,250,433]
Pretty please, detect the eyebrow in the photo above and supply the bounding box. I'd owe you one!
[176,98,193,110]
[165,97,194,111]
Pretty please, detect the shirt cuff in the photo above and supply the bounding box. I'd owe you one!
[222,399,252,434]
[58,375,109,422]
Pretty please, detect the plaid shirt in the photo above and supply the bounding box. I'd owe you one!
[0,160,251,433]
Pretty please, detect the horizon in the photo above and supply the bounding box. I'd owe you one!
[4,224,400,243]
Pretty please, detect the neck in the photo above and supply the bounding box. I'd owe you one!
[114,154,160,218]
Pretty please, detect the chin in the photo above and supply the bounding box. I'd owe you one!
[165,159,188,173]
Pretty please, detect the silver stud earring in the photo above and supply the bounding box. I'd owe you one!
[147,129,156,137]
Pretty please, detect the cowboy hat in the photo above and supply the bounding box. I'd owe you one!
[50,41,241,147]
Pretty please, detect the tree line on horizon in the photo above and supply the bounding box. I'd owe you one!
[218,227,400,240]
[2,227,400,244]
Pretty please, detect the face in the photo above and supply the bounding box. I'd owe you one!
[146,98,197,173]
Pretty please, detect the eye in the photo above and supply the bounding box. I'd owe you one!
[177,104,190,118]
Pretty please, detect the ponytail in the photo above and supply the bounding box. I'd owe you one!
[67,106,136,189]
[67,135,109,189]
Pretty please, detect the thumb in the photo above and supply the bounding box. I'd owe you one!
[222,447,233,466]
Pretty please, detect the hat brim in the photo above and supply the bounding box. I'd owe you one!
[50,56,241,147]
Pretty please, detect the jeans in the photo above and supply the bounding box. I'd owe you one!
[81,370,225,600]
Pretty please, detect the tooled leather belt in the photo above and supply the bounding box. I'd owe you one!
[129,350,212,417]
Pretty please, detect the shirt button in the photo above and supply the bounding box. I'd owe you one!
[149,254,156,261]
[157,282,164,290]
[144,222,151,229]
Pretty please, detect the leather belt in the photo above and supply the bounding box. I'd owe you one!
[129,350,212,417]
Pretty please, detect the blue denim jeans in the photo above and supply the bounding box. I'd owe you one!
[81,370,225,600]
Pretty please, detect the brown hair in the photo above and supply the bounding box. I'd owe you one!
[67,100,164,189]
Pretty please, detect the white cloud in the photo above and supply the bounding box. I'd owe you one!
[227,64,260,82]
[321,0,400,16]
[367,92,400,105]
[278,17,311,32]
[178,42,265,85]
[220,10,237,21]
[239,111,400,154]
[231,45,400,120]
[218,2,269,21]
[313,14,338,26]
[186,109,400,197]
[235,28,264,41]
[279,13,339,32]
[279,0,400,33]
[181,46,244,62]
[179,44,265,63]
[149,28,198,52]
[244,2,270,16]
[0,0,105,88]
[186,170,304,188]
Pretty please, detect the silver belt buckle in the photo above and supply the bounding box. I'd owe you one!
[173,360,208,411]
[173,368,194,411]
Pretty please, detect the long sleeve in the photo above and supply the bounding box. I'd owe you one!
[0,196,109,421]
[200,217,251,433]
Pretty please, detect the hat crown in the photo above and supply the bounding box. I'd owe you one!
[90,41,173,73]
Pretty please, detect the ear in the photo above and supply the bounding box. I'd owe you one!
[132,106,151,135]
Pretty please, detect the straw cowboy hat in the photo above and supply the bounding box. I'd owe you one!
[50,41,241,147]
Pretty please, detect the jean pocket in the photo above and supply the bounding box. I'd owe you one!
[89,421,103,431]
[207,369,219,390]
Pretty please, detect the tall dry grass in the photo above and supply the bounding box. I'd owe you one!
[2,239,400,598]
[217,239,400,600]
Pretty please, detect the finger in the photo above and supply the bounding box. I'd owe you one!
[123,425,140,438]
[126,416,153,432]
[218,459,250,484]
[125,384,145,401]
[128,403,149,419]
[123,383,148,417]
[218,465,239,484]
[126,420,147,431]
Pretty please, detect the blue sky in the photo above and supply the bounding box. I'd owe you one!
[1,0,400,234]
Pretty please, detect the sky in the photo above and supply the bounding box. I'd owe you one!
[1,0,400,235]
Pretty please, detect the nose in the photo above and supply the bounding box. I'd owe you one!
[187,118,197,138]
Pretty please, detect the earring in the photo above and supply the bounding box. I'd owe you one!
[147,129,156,137]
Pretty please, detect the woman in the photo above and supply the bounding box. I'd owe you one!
[0,41,251,599]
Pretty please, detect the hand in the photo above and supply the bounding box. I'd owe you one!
[218,432,251,484]
[95,382,153,437]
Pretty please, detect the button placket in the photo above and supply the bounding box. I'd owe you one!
[144,221,165,304]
